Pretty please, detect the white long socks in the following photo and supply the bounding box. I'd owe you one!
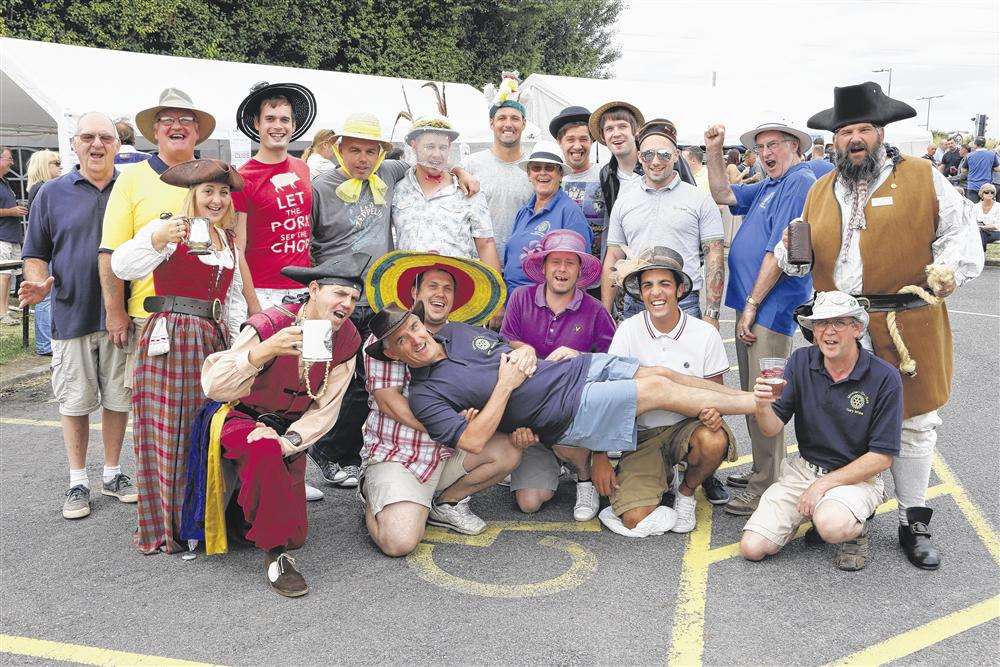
[891,453,933,525]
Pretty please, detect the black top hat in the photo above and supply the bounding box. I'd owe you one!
[549,105,592,139]
[807,81,916,132]
[282,253,372,291]
[236,82,318,143]
[364,301,426,362]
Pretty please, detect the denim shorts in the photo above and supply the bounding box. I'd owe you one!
[557,353,640,453]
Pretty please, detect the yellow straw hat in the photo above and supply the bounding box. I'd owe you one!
[335,112,394,152]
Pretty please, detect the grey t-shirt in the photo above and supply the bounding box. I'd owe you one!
[461,149,532,256]
[311,160,409,303]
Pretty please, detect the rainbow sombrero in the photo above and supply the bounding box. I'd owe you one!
[365,251,506,325]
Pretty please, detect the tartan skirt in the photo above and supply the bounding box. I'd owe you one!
[131,312,226,554]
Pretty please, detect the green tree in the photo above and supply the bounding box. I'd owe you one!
[1,0,623,84]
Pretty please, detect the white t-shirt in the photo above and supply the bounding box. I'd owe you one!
[608,310,730,428]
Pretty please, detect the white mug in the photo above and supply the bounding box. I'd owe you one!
[301,319,333,362]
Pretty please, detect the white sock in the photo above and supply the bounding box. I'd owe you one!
[102,465,122,484]
[69,468,89,489]
[891,453,933,525]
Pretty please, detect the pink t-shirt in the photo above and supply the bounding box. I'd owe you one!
[233,156,312,289]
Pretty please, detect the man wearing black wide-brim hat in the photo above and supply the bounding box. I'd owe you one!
[774,81,985,571]
[201,253,368,598]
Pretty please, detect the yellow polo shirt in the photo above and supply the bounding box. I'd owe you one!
[100,157,187,318]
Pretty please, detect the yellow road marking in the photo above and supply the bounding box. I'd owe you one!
[722,337,735,344]
[0,417,132,432]
[826,595,1000,666]
[0,634,221,666]
[667,490,714,667]
[408,536,597,598]
[706,483,954,564]
[420,519,601,548]
[932,452,1000,566]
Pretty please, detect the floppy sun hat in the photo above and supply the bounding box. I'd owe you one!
[135,87,216,146]
[521,229,602,289]
[796,291,869,331]
[335,112,394,152]
[364,251,506,326]
[739,122,812,154]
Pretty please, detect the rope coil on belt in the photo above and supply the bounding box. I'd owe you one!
[885,264,953,377]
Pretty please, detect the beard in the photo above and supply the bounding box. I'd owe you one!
[836,140,886,185]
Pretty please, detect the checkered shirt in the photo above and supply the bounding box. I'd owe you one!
[361,334,453,482]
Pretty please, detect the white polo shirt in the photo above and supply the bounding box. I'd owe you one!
[608,309,730,428]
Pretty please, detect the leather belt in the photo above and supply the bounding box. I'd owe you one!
[144,295,222,322]
[232,403,293,435]
[802,459,831,476]
[855,293,931,313]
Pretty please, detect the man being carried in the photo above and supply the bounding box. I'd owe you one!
[201,254,368,597]
[740,292,902,571]
[361,253,523,552]
[501,229,615,521]
[368,305,757,475]
[601,247,736,536]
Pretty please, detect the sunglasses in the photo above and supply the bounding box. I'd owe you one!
[639,149,673,163]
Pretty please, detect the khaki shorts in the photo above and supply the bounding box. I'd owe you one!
[0,241,21,276]
[743,456,885,547]
[362,450,468,517]
[611,418,737,516]
[51,331,132,416]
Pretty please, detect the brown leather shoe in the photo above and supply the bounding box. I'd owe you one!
[265,551,309,598]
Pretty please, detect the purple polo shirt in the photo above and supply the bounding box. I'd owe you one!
[501,283,616,359]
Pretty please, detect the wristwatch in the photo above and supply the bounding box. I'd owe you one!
[283,431,303,449]
[745,296,760,308]
[705,306,721,319]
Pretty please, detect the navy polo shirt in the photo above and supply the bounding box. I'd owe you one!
[21,167,118,340]
[408,322,589,448]
[0,177,21,244]
[727,162,815,336]
[772,345,903,470]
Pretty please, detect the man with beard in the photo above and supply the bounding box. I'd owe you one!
[703,121,816,517]
[360,253,522,551]
[778,81,984,570]
[461,100,533,258]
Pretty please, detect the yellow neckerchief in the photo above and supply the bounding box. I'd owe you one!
[333,144,388,205]
[204,403,232,555]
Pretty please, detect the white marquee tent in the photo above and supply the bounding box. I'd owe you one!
[0,37,506,167]
[520,73,932,156]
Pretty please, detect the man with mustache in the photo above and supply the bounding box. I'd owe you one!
[778,82,984,570]
[703,121,816,517]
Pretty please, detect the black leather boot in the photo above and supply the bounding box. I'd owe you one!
[898,506,941,570]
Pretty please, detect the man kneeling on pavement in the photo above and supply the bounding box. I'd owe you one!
[740,291,903,571]
[596,247,737,537]
[201,254,367,597]
[360,252,530,554]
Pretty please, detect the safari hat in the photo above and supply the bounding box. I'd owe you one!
[739,122,813,154]
[135,88,216,145]
[796,291,869,331]
[365,251,505,326]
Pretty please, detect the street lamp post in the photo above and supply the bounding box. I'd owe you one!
[873,68,892,95]
[916,94,945,130]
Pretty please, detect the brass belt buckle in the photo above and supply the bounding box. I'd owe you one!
[211,298,223,322]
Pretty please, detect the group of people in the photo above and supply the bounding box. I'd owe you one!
[10,77,986,598]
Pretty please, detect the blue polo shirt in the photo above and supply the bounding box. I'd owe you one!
[966,149,1000,191]
[772,345,903,471]
[0,177,21,244]
[805,159,835,179]
[408,322,590,448]
[727,162,815,336]
[21,167,118,340]
[502,188,592,295]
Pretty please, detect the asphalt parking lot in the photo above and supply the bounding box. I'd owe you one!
[1,268,998,666]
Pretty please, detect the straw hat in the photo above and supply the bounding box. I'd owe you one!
[335,112,394,152]
[615,246,693,300]
[587,101,645,144]
[405,115,460,143]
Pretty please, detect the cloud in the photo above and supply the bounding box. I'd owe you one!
[613,0,999,137]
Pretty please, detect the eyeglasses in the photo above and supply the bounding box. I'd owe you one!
[752,139,794,155]
[76,133,118,145]
[156,115,197,127]
[812,318,854,331]
[639,149,673,163]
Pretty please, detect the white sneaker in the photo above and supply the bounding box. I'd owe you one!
[573,481,599,521]
[427,497,487,535]
[672,493,697,533]
[304,483,324,502]
[607,451,623,460]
